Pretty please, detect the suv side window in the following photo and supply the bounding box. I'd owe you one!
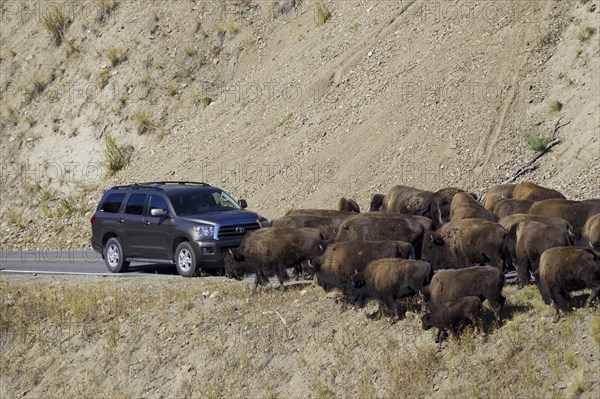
[125,194,147,215]
[101,193,125,213]
[148,195,169,215]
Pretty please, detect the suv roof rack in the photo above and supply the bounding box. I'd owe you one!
[110,181,212,190]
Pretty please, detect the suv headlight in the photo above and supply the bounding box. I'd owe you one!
[258,217,270,228]
[193,225,215,240]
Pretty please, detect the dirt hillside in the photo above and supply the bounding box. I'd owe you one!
[1,0,599,249]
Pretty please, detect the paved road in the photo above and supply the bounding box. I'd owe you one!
[0,250,183,277]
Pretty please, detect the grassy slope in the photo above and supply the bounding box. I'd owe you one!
[1,275,599,398]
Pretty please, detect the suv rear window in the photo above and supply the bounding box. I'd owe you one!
[101,193,125,213]
[125,194,147,215]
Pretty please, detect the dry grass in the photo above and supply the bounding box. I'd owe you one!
[315,1,332,27]
[547,99,563,115]
[104,133,131,176]
[1,278,598,399]
[42,5,71,45]
[106,47,128,66]
[132,110,151,134]
[576,26,596,42]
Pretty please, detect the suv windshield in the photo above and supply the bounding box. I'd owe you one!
[168,189,241,216]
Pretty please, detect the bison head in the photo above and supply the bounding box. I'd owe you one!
[350,271,366,288]
[421,313,434,330]
[224,249,244,280]
[421,232,444,261]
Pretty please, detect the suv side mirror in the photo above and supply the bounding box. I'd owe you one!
[238,199,248,209]
[150,208,168,217]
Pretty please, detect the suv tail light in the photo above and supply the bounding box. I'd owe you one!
[90,214,96,225]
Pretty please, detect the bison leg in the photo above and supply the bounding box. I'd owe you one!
[585,286,600,308]
[468,314,485,337]
[516,260,530,289]
[489,298,504,324]
[550,287,568,323]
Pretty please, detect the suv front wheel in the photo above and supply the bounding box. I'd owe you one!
[175,242,200,277]
[104,237,130,273]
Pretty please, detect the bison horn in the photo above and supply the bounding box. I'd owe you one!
[318,244,323,252]
[229,249,234,256]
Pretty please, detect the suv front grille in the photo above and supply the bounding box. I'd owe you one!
[217,222,260,239]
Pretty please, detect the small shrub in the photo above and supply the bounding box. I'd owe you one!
[42,5,71,44]
[349,22,360,32]
[200,96,212,108]
[104,133,130,176]
[106,47,127,66]
[277,112,294,127]
[166,85,178,96]
[523,129,550,151]
[62,36,80,55]
[25,114,36,127]
[591,316,600,346]
[575,48,583,57]
[214,23,225,35]
[7,209,26,228]
[576,26,595,42]
[315,1,331,27]
[226,19,238,34]
[184,45,197,57]
[97,68,110,89]
[3,103,19,126]
[97,0,119,22]
[132,110,150,134]
[547,99,563,115]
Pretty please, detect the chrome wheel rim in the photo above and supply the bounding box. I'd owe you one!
[107,244,119,268]
[178,248,192,272]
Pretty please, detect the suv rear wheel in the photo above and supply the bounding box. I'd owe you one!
[175,242,200,277]
[104,237,130,273]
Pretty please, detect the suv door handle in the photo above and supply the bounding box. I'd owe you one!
[144,221,151,226]
[117,219,125,224]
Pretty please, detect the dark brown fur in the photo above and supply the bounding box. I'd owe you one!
[498,214,573,236]
[224,227,324,290]
[337,197,361,213]
[309,240,414,293]
[482,184,516,210]
[515,220,573,287]
[450,192,499,222]
[369,185,449,228]
[580,214,600,249]
[335,214,432,258]
[538,246,600,322]
[529,199,600,234]
[271,213,350,242]
[493,199,534,218]
[421,296,485,348]
[421,219,512,271]
[349,259,432,319]
[420,266,506,322]
[512,182,565,202]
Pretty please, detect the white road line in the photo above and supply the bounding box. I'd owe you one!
[0,270,137,277]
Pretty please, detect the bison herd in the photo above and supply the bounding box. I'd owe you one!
[224,182,600,347]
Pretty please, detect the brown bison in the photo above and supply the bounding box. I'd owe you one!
[271,213,350,242]
[538,246,600,322]
[498,214,573,237]
[512,182,565,202]
[421,219,512,271]
[335,214,432,258]
[337,197,360,213]
[482,184,516,210]
[308,240,415,292]
[493,199,534,218]
[370,185,452,228]
[421,296,485,349]
[529,199,600,234]
[420,266,506,322]
[349,259,432,320]
[514,220,573,287]
[224,227,324,290]
[580,214,600,249]
[450,192,499,222]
